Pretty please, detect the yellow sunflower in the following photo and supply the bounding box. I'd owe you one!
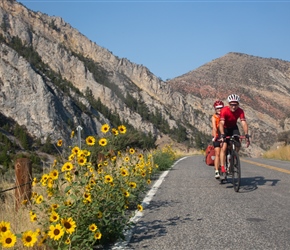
[137,204,143,212]
[40,174,49,185]
[96,211,103,219]
[123,191,130,197]
[104,175,113,183]
[48,224,64,241]
[86,136,96,146]
[0,221,10,234]
[56,139,62,147]
[61,217,77,235]
[64,200,73,206]
[50,211,60,222]
[49,170,59,180]
[98,138,107,147]
[51,204,59,210]
[111,128,119,135]
[90,178,96,186]
[61,162,73,172]
[65,237,71,245]
[83,149,91,157]
[129,182,137,188]
[35,195,44,204]
[22,230,38,247]
[65,172,72,182]
[71,146,80,155]
[1,231,17,248]
[101,124,110,134]
[129,148,135,154]
[83,192,92,203]
[120,168,129,176]
[94,231,102,240]
[70,130,75,138]
[118,125,127,134]
[32,177,38,187]
[29,212,37,222]
[89,224,98,232]
[78,156,87,166]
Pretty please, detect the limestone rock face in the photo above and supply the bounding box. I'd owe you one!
[0,1,290,157]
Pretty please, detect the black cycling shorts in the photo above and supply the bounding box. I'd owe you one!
[224,126,241,146]
[213,140,221,148]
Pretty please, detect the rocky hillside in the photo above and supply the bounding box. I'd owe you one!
[168,53,290,155]
[0,0,290,158]
[169,52,290,120]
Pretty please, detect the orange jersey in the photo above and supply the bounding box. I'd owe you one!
[212,114,220,137]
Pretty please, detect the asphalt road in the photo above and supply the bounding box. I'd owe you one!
[114,155,290,250]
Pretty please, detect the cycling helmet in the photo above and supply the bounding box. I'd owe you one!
[213,100,224,109]
[227,94,240,103]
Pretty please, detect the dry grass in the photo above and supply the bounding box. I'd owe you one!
[263,145,290,161]
[174,148,203,157]
[0,180,47,249]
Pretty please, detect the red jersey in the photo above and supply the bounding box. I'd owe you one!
[220,106,246,128]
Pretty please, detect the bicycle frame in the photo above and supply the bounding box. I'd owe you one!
[225,135,240,171]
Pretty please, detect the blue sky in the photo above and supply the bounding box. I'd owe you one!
[18,1,290,80]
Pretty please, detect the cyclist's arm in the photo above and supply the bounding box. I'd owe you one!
[241,120,250,147]
[211,116,217,138]
[241,120,248,135]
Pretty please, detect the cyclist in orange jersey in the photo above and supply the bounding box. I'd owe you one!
[212,100,224,179]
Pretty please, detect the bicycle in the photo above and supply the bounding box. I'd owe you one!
[219,135,250,192]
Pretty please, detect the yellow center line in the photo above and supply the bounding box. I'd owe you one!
[241,158,290,175]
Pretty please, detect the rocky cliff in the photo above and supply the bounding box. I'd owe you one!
[0,0,289,157]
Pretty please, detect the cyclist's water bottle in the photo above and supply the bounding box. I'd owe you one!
[227,154,231,168]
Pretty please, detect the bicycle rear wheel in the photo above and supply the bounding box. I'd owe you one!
[231,150,241,192]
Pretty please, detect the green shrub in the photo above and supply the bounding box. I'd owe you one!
[153,145,177,171]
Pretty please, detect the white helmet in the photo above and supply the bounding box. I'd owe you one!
[227,94,240,103]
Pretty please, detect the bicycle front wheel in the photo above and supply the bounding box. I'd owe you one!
[231,150,241,192]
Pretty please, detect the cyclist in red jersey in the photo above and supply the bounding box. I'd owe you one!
[219,94,250,173]
[212,100,224,179]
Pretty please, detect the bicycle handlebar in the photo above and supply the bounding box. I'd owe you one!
[219,134,251,148]
[224,134,250,140]
[217,134,250,140]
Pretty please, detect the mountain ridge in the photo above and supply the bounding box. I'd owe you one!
[0,0,290,159]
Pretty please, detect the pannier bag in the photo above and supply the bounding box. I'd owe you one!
[205,144,215,166]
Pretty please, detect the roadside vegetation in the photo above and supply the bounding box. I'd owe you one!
[262,129,290,161]
[0,124,178,249]
[262,145,290,161]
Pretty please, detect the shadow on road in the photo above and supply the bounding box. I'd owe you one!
[239,176,280,193]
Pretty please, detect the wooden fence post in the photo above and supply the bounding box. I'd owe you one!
[15,158,32,211]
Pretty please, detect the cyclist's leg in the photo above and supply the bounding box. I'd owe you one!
[232,127,241,152]
[213,141,221,178]
[220,141,227,173]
